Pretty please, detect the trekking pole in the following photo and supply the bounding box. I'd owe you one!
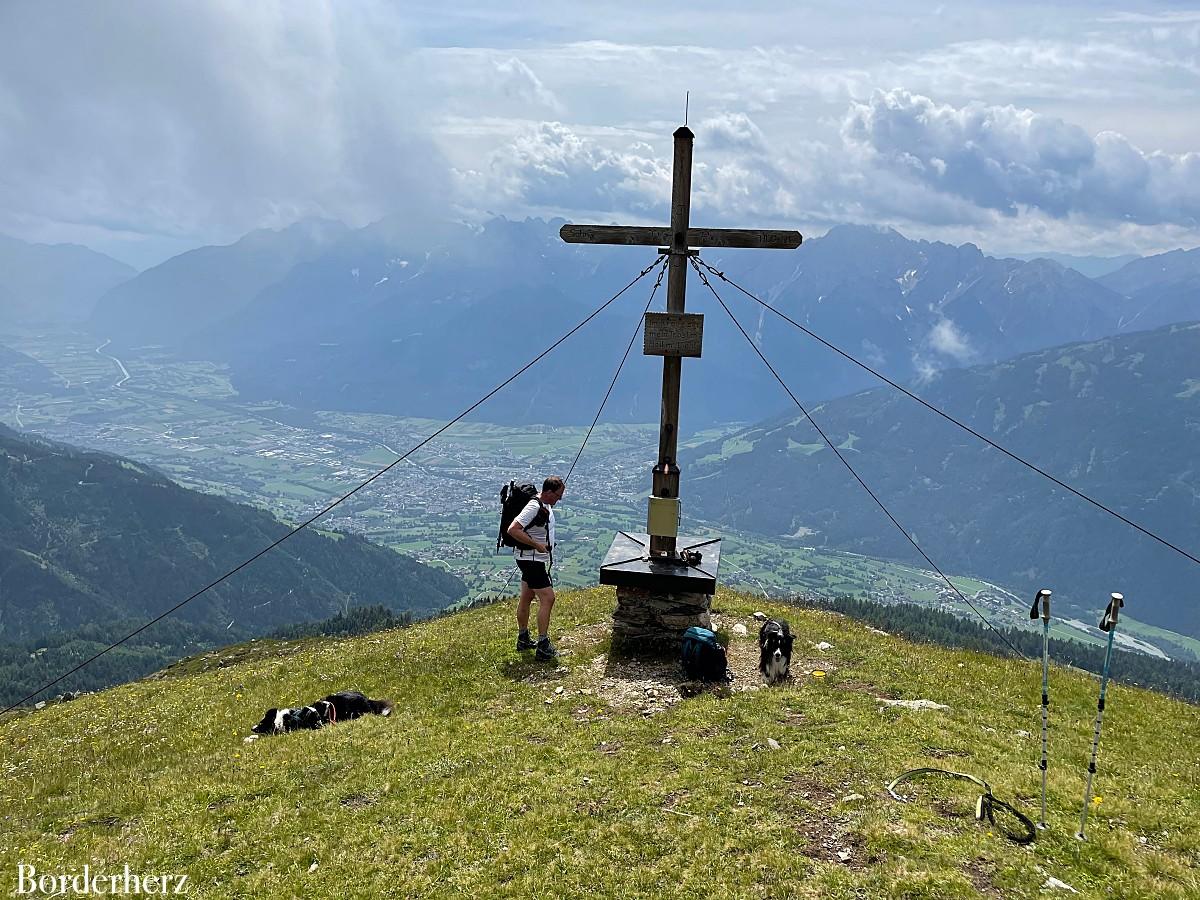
[1029,588,1052,829]
[1077,591,1124,841]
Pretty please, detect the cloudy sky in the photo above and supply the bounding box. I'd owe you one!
[2,1,1198,268]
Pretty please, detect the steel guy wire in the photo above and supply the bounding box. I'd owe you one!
[695,257,1200,574]
[565,255,668,484]
[2,255,667,715]
[692,257,1029,660]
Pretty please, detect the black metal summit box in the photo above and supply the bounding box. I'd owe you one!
[598,531,722,595]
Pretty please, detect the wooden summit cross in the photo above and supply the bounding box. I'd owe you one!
[561,126,801,645]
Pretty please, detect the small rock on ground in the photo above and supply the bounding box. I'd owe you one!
[877,698,950,711]
[1043,876,1078,893]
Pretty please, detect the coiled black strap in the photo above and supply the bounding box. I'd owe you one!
[887,767,1037,845]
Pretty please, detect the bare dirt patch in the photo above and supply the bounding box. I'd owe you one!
[560,614,840,716]
[783,773,879,869]
[783,773,842,809]
[593,653,691,716]
[923,745,973,760]
[340,792,378,810]
[789,804,872,871]
[963,857,1002,897]
[805,830,872,870]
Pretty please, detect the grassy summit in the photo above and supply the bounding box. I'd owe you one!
[2,587,1198,898]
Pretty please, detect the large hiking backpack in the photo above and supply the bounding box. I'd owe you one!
[681,626,730,682]
[497,480,548,551]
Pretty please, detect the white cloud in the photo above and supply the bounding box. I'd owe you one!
[455,90,1200,261]
[4,2,1200,263]
[841,89,1200,227]
[927,318,973,361]
[700,112,769,153]
[456,122,670,216]
[493,58,563,112]
[911,355,942,385]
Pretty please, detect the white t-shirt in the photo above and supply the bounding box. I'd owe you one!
[513,498,556,563]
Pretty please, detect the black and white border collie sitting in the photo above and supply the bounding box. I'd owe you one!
[252,690,393,735]
[758,618,794,684]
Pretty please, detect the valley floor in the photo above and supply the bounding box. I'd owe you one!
[3,330,1196,662]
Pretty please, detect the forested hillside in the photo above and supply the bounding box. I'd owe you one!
[0,425,466,706]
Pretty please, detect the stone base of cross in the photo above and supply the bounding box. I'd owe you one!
[561,125,801,652]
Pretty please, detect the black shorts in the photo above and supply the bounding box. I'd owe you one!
[516,560,552,590]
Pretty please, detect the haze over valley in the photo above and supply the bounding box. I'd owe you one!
[2,219,1199,683]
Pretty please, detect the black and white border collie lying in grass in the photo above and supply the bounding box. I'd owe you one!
[758,618,794,684]
[251,690,393,736]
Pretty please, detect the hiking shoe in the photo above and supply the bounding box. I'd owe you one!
[535,639,559,662]
[516,632,537,652]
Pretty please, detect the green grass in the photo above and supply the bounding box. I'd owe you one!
[3,588,1198,898]
[787,438,825,455]
[1121,617,1200,658]
[696,435,757,465]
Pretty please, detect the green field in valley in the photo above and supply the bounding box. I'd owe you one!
[2,329,1197,662]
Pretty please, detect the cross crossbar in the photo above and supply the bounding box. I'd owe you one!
[560,224,801,250]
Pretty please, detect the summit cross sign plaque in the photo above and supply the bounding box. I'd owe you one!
[561,125,802,652]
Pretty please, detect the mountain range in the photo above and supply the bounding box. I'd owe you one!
[0,233,134,329]
[6,218,1199,637]
[94,218,350,346]
[684,321,1200,637]
[84,219,1198,427]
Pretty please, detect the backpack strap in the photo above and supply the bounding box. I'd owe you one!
[515,500,550,561]
[524,500,555,571]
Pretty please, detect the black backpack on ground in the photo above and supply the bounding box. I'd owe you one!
[681,626,731,682]
[497,480,548,551]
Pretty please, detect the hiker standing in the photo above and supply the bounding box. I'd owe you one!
[508,476,565,661]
